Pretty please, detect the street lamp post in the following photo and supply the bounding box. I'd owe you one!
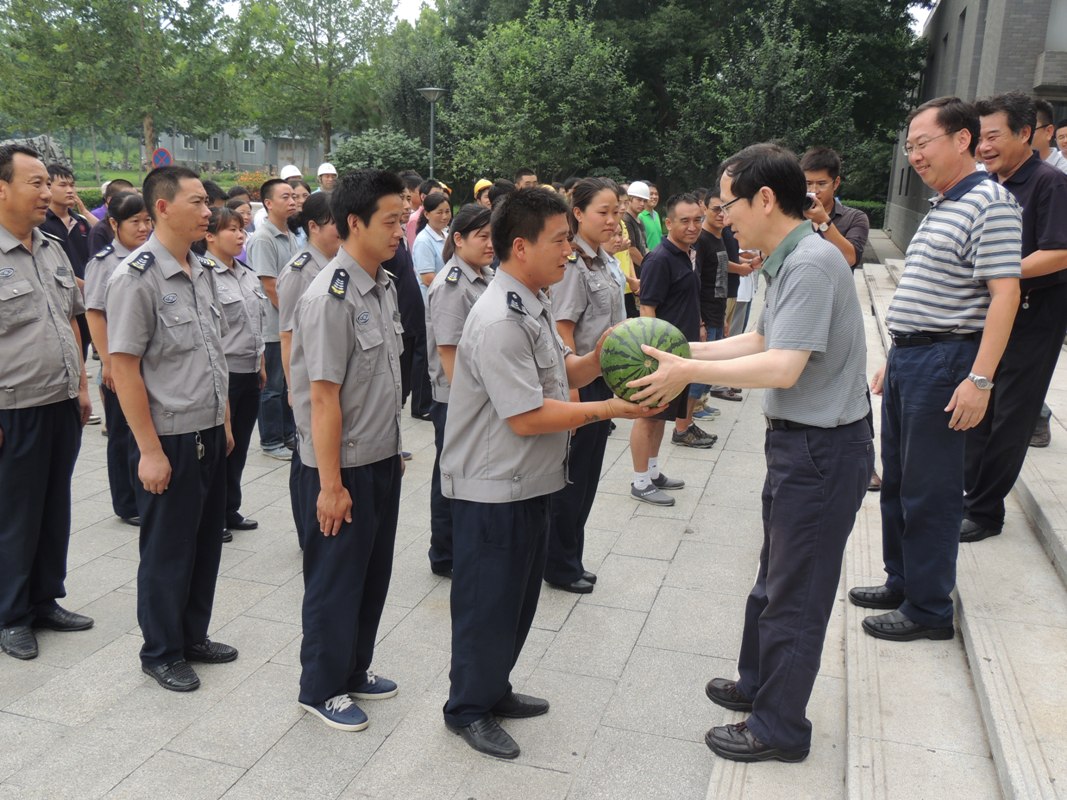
[417,87,445,179]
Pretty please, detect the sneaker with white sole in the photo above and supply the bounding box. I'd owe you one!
[262,444,293,461]
[693,407,720,420]
[350,671,398,700]
[631,484,676,506]
[672,425,717,448]
[300,694,369,731]
[651,473,685,490]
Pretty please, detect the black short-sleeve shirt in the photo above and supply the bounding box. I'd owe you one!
[694,229,728,328]
[1000,151,1067,291]
[638,238,701,340]
[723,226,741,298]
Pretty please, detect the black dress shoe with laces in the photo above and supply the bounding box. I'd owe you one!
[492,691,549,718]
[184,639,238,663]
[705,678,753,711]
[34,605,94,632]
[705,721,809,763]
[545,577,594,594]
[1,626,39,660]
[447,715,520,759]
[227,514,258,531]
[862,609,954,642]
[143,660,201,692]
[960,518,1001,543]
[847,584,905,610]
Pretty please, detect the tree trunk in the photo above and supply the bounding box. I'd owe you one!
[143,114,156,158]
[90,125,100,183]
[323,120,332,161]
[124,135,130,171]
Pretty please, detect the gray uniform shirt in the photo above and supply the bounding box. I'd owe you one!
[552,234,625,355]
[756,224,868,428]
[0,226,84,409]
[106,235,229,435]
[440,269,571,503]
[247,218,297,343]
[83,241,131,312]
[210,255,266,374]
[277,245,331,334]
[425,255,494,403]
[289,249,404,469]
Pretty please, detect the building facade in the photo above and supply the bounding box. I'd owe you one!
[159,130,331,176]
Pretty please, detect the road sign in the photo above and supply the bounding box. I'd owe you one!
[151,148,172,168]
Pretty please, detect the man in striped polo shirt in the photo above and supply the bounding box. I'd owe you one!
[849,97,1022,641]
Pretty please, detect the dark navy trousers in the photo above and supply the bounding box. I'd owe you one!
[258,341,294,449]
[297,456,401,705]
[225,371,261,524]
[427,400,452,572]
[444,496,549,728]
[134,425,226,667]
[0,399,82,628]
[545,378,612,585]
[737,419,871,751]
[881,339,977,627]
[101,385,137,520]
[290,447,306,550]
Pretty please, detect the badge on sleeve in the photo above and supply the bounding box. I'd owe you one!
[129,251,155,273]
[445,265,461,284]
[291,252,312,271]
[506,291,526,315]
[94,243,114,259]
[329,268,349,299]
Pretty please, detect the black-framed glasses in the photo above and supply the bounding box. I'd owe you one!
[720,196,744,213]
[903,131,953,156]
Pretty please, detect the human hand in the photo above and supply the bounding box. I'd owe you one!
[604,396,665,419]
[871,366,885,396]
[139,450,172,494]
[626,345,692,407]
[945,379,989,431]
[317,484,353,536]
[78,386,92,426]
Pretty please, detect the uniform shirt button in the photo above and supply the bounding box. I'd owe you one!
[12,289,18,294]
[347,441,354,447]
[512,476,520,482]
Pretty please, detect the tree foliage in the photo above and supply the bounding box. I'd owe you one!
[332,127,429,174]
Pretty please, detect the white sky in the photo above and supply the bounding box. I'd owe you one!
[395,0,427,24]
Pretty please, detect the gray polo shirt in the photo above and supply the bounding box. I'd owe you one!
[83,241,131,312]
[289,248,404,469]
[277,245,331,334]
[425,255,494,403]
[247,218,297,343]
[552,234,625,355]
[756,223,868,428]
[210,256,265,374]
[440,269,571,503]
[0,226,85,409]
[106,235,228,434]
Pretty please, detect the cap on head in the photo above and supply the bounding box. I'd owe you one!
[317,162,337,177]
[474,178,492,195]
[280,165,302,180]
[627,180,651,200]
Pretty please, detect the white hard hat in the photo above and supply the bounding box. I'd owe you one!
[317,162,337,176]
[280,165,302,180]
[627,180,651,200]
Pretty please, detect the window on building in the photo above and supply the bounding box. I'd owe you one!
[242,139,256,154]
[182,135,195,150]
[207,136,220,151]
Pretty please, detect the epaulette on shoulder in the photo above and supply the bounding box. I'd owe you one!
[445,265,461,284]
[383,268,397,282]
[290,251,312,271]
[506,291,526,316]
[128,251,155,273]
[94,243,114,259]
[197,254,218,270]
[566,252,578,263]
[40,230,62,244]
[328,268,349,299]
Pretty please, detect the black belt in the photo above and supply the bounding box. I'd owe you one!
[765,417,819,431]
[890,331,979,348]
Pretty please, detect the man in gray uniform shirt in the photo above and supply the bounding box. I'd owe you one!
[632,144,872,764]
[0,144,94,661]
[108,166,238,692]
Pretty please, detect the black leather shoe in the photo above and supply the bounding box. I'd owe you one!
[848,584,904,610]
[34,605,94,632]
[1,626,38,660]
[862,609,954,642]
[411,411,432,421]
[120,516,141,526]
[227,515,258,531]
[447,715,520,759]
[184,639,238,663]
[582,571,597,584]
[705,721,808,763]
[143,660,200,692]
[705,678,753,711]
[222,529,233,543]
[545,578,594,594]
[960,518,1001,543]
[431,564,453,578]
[492,691,549,718]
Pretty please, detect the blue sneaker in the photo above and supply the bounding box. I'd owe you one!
[300,694,369,731]
[693,407,720,420]
[350,671,398,700]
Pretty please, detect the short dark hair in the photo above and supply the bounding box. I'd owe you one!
[107,192,146,224]
[514,167,536,182]
[0,144,41,182]
[288,178,311,193]
[693,187,709,204]
[260,178,288,205]
[665,192,701,219]
[143,165,201,221]
[490,187,569,262]
[416,192,450,233]
[47,163,74,182]
[225,196,250,212]
[1034,99,1055,128]
[399,171,423,191]
[906,96,980,156]
[488,178,515,208]
[568,177,619,236]
[1057,119,1067,132]
[442,203,492,261]
[418,178,442,196]
[718,143,807,220]
[104,179,134,201]
[974,92,1036,143]
[192,206,245,256]
[202,179,227,205]
[705,186,721,200]
[227,185,251,199]
[800,146,842,180]
[562,176,580,192]
[331,169,404,239]
[298,191,333,237]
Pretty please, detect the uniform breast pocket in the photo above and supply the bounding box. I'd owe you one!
[355,326,386,376]
[158,308,199,354]
[0,279,41,334]
[587,280,611,313]
[220,294,244,327]
[533,342,562,393]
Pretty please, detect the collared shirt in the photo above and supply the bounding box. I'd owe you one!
[210,255,266,373]
[106,235,228,434]
[277,245,331,334]
[426,255,494,403]
[247,217,297,342]
[0,225,84,409]
[998,151,1067,291]
[756,223,868,427]
[289,248,404,469]
[552,234,624,355]
[39,208,92,278]
[405,206,425,250]
[412,225,446,300]
[695,229,729,328]
[1045,147,1067,176]
[886,171,1022,334]
[83,241,131,312]
[384,237,426,336]
[638,238,701,340]
[823,199,870,268]
[88,217,114,256]
[441,269,571,503]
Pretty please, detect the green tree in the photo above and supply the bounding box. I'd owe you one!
[331,127,429,174]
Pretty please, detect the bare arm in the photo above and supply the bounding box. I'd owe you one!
[259,275,279,309]
[280,330,293,389]
[438,344,457,384]
[688,330,766,361]
[71,319,91,425]
[310,380,351,536]
[112,353,170,493]
[419,272,435,287]
[507,396,661,436]
[1020,250,1067,279]
[85,310,113,391]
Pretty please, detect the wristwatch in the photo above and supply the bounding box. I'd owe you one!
[815,221,829,233]
[967,372,994,390]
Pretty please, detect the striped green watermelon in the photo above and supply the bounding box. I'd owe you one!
[600,317,692,401]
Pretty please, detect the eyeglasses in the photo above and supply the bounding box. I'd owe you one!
[720,196,744,213]
[708,205,725,215]
[903,132,953,156]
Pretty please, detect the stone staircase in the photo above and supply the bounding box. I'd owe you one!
[704,234,1067,800]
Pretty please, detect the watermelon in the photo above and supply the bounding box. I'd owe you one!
[600,317,692,401]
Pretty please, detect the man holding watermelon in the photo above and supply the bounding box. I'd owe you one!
[630,143,873,763]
